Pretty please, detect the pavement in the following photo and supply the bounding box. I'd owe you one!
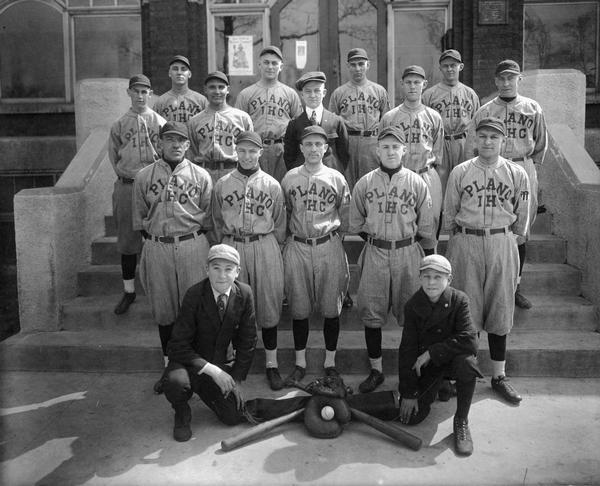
[1,372,600,486]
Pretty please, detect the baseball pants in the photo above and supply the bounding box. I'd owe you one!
[112,179,143,255]
[512,157,537,245]
[420,166,443,250]
[345,135,379,189]
[440,136,468,192]
[259,142,286,182]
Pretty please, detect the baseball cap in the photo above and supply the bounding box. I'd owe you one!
[378,126,405,144]
[347,48,369,62]
[300,125,328,142]
[401,65,426,79]
[207,244,240,266]
[129,74,151,89]
[169,55,191,69]
[476,117,506,136]
[160,121,189,139]
[235,131,263,148]
[260,45,283,60]
[420,254,452,274]
[495,59,521,76]
[205,71,229,85]
[295,71,326,91]
[439,49,462,63]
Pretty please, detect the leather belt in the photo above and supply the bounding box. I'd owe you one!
[347,129,377,137]
[262,138,283,145]
[202,160,237,171]
[293,231,337,246]
[367,235,415,250]
[411,166,431,175]
[444,132,466,140]
[144,229,205,243]
[509,156,525,162]
[118,177,135,184]
[231,234,263,243]
[457,225,509,236]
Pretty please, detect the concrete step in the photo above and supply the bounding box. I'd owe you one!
[60,293,597,333]
[76,262,582,297]
[91,233,566,265]
[2,328,600,377]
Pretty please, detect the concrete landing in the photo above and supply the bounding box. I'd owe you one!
[1,372,599,486]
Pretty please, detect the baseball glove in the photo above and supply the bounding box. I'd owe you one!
[304,375,349,399]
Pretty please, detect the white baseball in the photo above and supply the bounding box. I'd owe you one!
[321,405,335,421]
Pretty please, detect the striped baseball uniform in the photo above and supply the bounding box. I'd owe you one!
[350,167,434,328]
[443,156,530,335]
[133,158,213,325]
[153,88,208,123]
[328,80,390,187]
[235,81,303,182]
[281,165,351,319]
[212,168,286,329]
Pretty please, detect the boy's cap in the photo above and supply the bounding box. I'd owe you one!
[160,121,189,139]
[295,71,326,91]
[169,55,191,69]
[207,244,240,266]
[347,48,369,62]
[402,65,426,79]
[235,131,263,148]
[129,74,151,89]
[439,49,462,63]
[260,45,283,60]
[301,125,328,142]
[476,117,506,136]
[378,126,405,143]
[495,59,521,76]
[205,71,229,85]
[420,254,452,274]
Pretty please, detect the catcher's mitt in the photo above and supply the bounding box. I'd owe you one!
[304,375,349,399]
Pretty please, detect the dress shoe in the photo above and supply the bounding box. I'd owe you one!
[453,416,473,456]
[173,403,192,442]
[283,365,306,387]
[114,292,136,315]
[438,379,457,402]
[324,366,340,377]
[154,369,168,395]
[358,369,385,393]
[491,375,522,404]
[343,293,353,308]
[514,285,532,309]
[266,367,284,391]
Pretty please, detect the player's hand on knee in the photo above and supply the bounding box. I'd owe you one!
[412,351,431,377]
[230,382,244,410]
[400,398,419,424]
[202,363,236,395]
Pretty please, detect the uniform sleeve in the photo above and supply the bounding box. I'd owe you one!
[431,113,444,167]
[415,180,434,240]
[380,89,391,118]
[349,180,367,234]
[271,183,287,244]
[132,171,149,231]
[335,118,350,170]
[290,90,303,118]
[230,287,258,382]
[531,107,548,166]
[337,177,351,235]
[510,165,531,237]
[233,90,248,112]
[328,90,340,114]
[421,88,432,108]
[443,166,462,233]
[244,113,254,131]
[107,122,121,175]
[199,172,214,232]
[210,181,225,243]
[187,117,200,161]
[398,302,421,399]
[464,108,482,160]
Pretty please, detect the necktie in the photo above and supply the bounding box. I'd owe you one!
[217,294,227,321]
[309,110,317,125]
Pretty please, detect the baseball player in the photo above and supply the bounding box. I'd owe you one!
[444,117,530,405]
[280,125,351,385]
[422,49,480,192]
[379,65,444,253]
[133,121,213,394]
[212,130,287,391]
[234,46,303,182]
[153,55,207,123]
[350,127,434,393]
[108,74,166,315]
[466,60,547,309]
[187,71,253,183]
[329,48,390,188]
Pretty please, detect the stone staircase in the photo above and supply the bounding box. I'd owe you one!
[4,213,600,377]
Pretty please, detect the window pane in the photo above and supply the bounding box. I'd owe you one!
[525,2,598,89]
[74,15,142,81]
[338,0,378,84]
[0,1,65,98]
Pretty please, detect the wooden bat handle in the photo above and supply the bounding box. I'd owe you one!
[221,407,305,452]
[350,407,423,451]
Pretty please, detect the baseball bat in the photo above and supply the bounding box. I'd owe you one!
[350,407,423,451]
[221,407,305,452]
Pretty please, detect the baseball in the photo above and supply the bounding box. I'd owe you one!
[321,405,335,421]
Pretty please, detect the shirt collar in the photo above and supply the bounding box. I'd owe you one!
[211,286,232,302]
[305,104,324,122]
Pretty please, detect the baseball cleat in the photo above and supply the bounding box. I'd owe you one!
[266,367,284,391]
[453,416,473,456]
[491,376,522,404]
[358,369,385,393]
[514,286,532,309]
[114,292,136,315]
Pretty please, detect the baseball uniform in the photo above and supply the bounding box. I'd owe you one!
[154,88,208,123]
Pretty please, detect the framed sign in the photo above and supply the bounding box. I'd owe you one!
[478,0,508,25]
[228,35,253,76]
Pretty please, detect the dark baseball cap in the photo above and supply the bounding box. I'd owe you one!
[402,65,426,79]
[205,71,229,85]
[260,45,283,60]
[235,131,263,148]
[295,71,326,91]
[495,59,521,76]
[169,55,191,69]
[439,49,462,63]
[377,126,405,144]
[160,121,189,139]
[347,48,369,62]
[129,74,151,89]
[476,117,506,136]
[300,125,328,142]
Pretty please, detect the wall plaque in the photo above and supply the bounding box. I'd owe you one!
[479,0,508,25]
